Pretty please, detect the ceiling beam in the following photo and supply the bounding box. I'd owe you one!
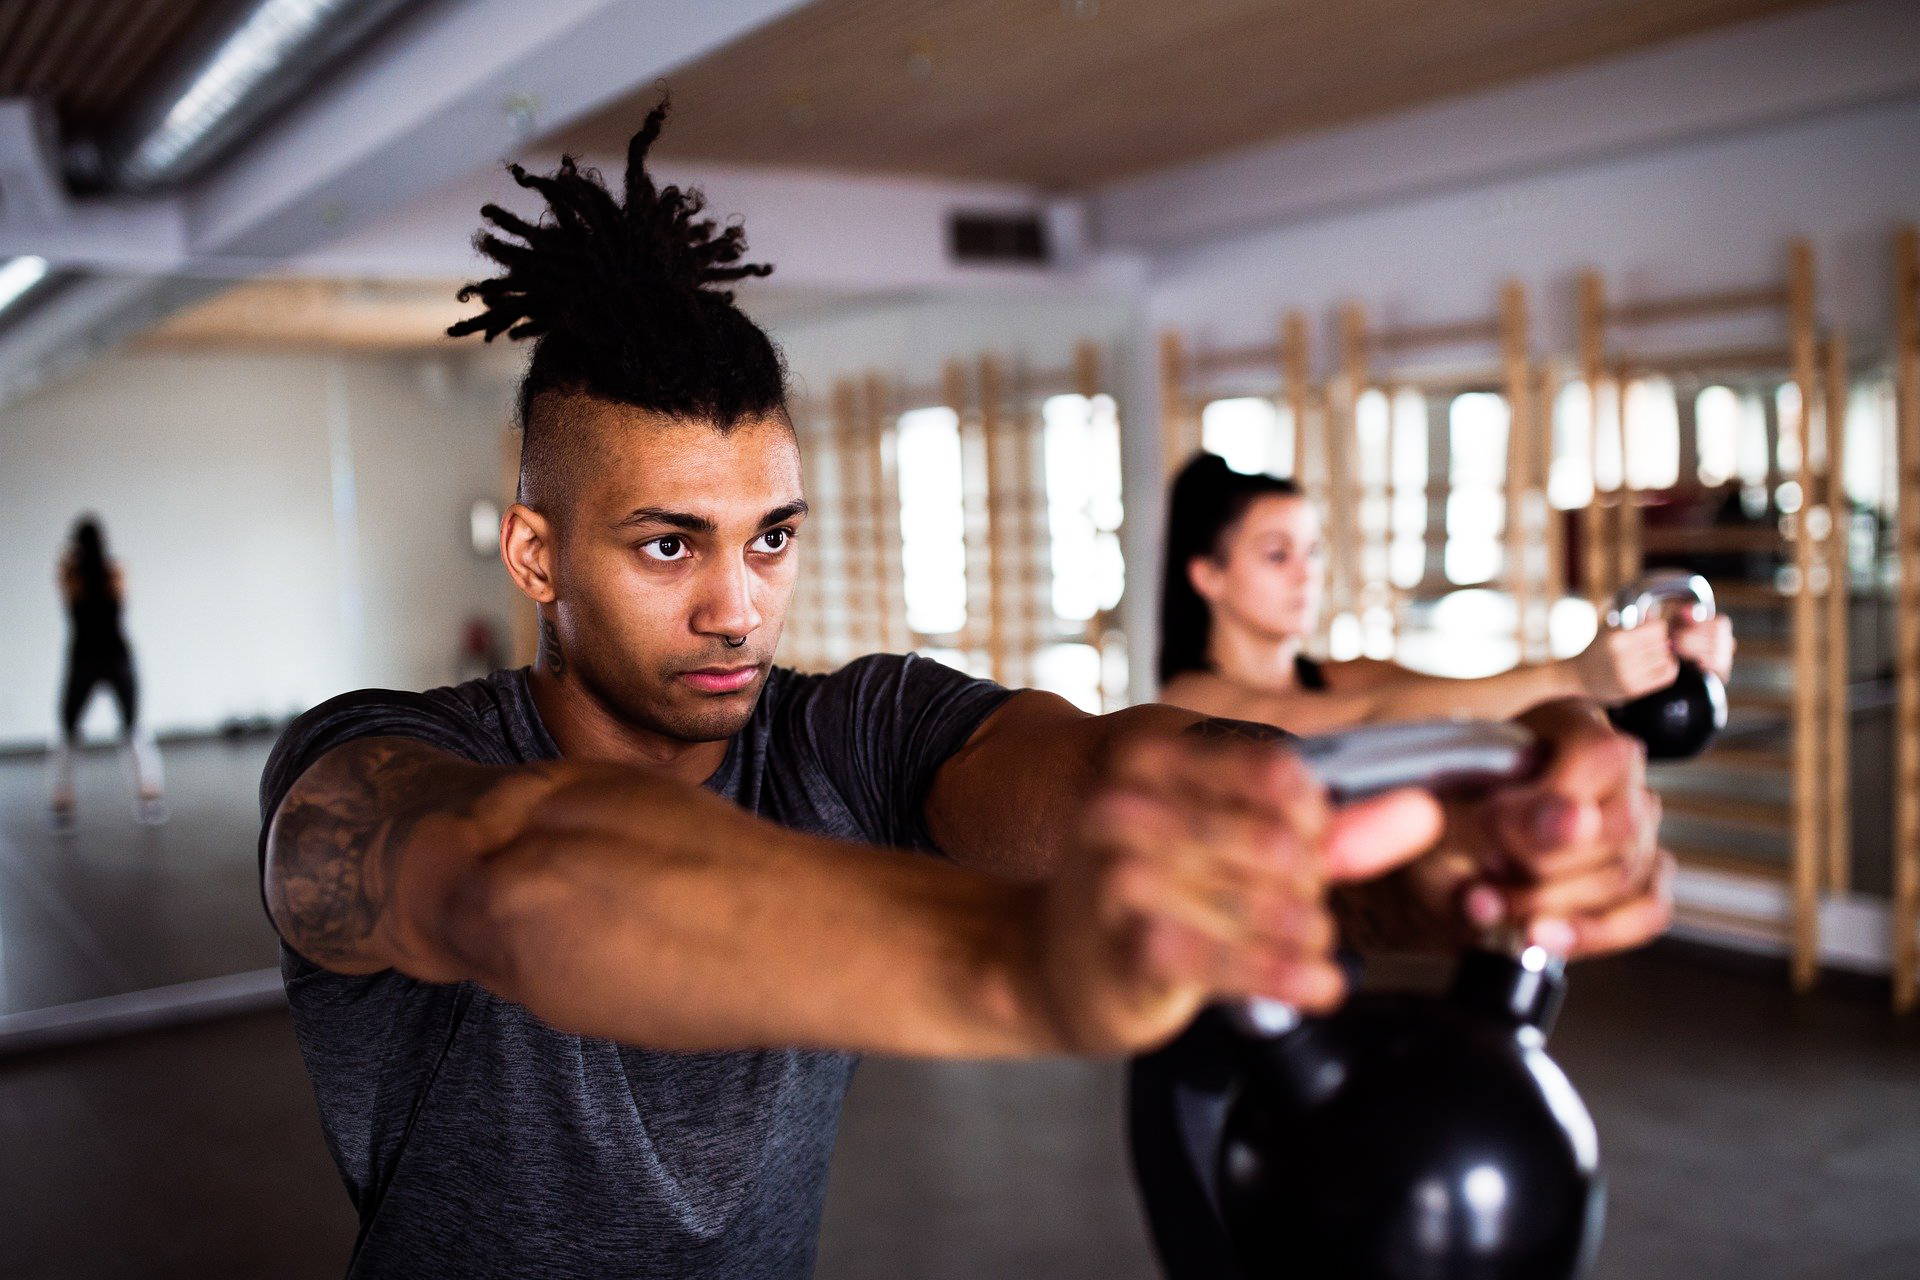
[0,0,813,401]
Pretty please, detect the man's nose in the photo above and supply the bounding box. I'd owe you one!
[694,556,762,641]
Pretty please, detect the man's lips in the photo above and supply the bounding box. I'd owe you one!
[679,664,762,694]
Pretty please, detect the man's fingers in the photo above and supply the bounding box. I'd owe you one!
[1137,919,1346,1011]
[1083,790,1311,881]
[1499,860,1642,921]
[1563,852,1676,957]
[1321,787,1444,882]
[1107,855,1330,954]
[1111,734,1324,829]
[1525,708,1646,803]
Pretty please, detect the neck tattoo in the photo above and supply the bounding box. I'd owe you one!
[539,614,567,677]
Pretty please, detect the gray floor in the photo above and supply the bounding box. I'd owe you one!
[4,947,1915,1280]
[2,738,1917,1279]
[0,737,279,1015]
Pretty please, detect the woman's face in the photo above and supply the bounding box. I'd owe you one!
[1189,494,1325,641]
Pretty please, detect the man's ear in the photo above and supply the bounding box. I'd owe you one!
[501,503,558,605]
[1187,554,1224,605]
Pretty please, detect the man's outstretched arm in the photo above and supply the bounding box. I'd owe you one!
[265,731,1424,1058]
[266,737,1049,1055]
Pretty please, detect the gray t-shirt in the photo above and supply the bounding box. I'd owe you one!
[258,654,1017,1279]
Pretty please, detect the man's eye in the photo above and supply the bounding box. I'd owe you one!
[753,528,793,554]
[642,536,689,562]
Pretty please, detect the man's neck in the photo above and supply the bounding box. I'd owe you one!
[526,666,730,786]
[1205,623,1305,693]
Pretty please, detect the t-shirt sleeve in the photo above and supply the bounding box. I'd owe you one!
[800,652,1019,854]
[258,687,494,842]
[256,686,498,956]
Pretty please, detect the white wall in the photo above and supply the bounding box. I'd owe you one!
[0,347,521,748]
[1141,94,1920,362]
[769,291,1133,397]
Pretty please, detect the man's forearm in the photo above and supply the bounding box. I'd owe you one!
[442,769,1065,1057]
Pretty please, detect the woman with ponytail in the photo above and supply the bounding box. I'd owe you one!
[1156,451,1733,735]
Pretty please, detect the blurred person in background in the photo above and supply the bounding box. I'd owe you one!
[51,515,165,826]
[1156,451,1734,735]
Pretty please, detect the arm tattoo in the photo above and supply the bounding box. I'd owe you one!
[267,739,494,969]
[539,613,566,677]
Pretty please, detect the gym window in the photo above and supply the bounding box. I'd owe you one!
[895,406,969,638]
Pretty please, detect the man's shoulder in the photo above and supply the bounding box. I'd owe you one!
[766,651,1001,714]
[275,672,507,746]
[261,671,529,821]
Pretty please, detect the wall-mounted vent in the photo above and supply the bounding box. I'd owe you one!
[948,210,1050,265]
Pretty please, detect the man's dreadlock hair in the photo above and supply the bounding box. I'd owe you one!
[448,99,788,507]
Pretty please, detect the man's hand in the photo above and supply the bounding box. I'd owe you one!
[1410,699,1673,960]
[1028,733,1442,1055]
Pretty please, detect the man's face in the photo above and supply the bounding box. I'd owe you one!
[546,406,805,743]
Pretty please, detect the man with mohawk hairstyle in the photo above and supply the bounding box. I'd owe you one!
[258,101,1672,1278]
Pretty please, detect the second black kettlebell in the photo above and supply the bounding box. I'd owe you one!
[1603,572,1727,760]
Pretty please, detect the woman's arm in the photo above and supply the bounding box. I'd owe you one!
[1162,622,1696,735]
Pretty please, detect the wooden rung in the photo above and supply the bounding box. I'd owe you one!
[1373,367,1507,397]
[1660,790,1792,830]
[1192,344,1285,375]
[1672,901,1791,943]
[1604,285,1792,327]
[1687,744,1794,772]
[1726,688,1795,713]
[1616,344,1793,378]
[1638,526,1784,553]
[1668,840,1792,884]
[1375,316,1502,353]
[1734,636,1792,660]
[1714,581,1789,609]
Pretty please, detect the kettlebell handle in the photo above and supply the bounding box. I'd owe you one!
[1291,719,1541,805]
[1606,570,1716,632]
[1232,720,1545,1038]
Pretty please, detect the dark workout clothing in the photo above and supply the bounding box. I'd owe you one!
[61,564,138,736]
[1127,712,1307,1280]
[60,651,137,737]
[257,655,1016,1280]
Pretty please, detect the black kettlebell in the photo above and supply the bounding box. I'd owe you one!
[1132,708,1721,1280]
[1218,943,1601,1280]
[1603,571,1727,760]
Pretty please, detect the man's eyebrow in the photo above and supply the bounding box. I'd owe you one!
[612,500,808,534]
[614,508,715,534]
[761,500,809,528]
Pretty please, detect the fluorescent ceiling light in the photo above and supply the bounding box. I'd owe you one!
[0,256,50,315]
[126,0,350,186]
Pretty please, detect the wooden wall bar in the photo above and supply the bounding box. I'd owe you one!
[1822,333,1851,897]
[1499,281,1538,660]
[1159,332,1199,475]
[1577,271,1614,611]
[1579,240,1830,993]
[1893,223,1920,1013]
[1328,303,1365,637]
[1786,239,1823,993]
